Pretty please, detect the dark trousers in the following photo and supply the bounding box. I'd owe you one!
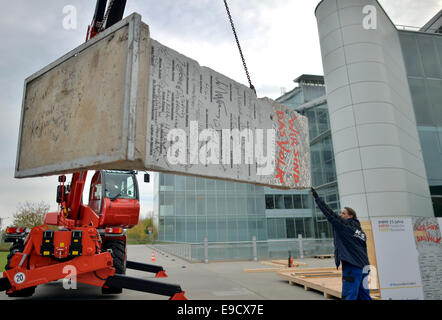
[341,261,372,300]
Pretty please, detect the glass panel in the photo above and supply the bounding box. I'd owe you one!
[186,217,196,242]
[276,218,287,239]
[409,77,432,126]
[239,195,247,215]
[267,218,276,239]
[274,195,285,209]
[196,178,205,191]
[164,174,174,187]
[326,193,337,202]
[247,196,256,214]
[306,110,318,139]
[293,195,302,208]
[304,218,314,238]
[286,218,296,238]
[417,36,442,78]
[196,216,207,242]
[238,218,248,241]
[206,179,216,192]
[301,194,311,208]
[185,176,195,191]
[216,180,226,192]
[295,218,305,238]
[176,217,185,242]
[197,195,206,216]
[284,195,294,209]
[248,218,257,239]
[217,217,228,242]
[265,195,274,209]
[175,175,185,191]
[175,199,185,215]
[400,33,423,77]
[418,128,442,182]
[227,194,236,213]
[256,194,266,215]
[164,217,175,241]
[186,194,196,215]
[257,218,267,240]
[158,218,165,241]
[426,79,442,126]
[436,36,442,73]
[317,107,330,136]
[207,217,217,241]
[218,194,226,215]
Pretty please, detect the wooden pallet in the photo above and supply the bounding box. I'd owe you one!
[313,254,334,259]
[243,260,307,273]
[261,260,307,268]
[278,268,380,300]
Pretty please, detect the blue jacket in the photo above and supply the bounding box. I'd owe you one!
[314,196,370,269]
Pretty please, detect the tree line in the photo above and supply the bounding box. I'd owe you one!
[1,202,157,244]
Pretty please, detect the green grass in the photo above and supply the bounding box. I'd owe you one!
[0,242,11,252]
[0,252,8,272]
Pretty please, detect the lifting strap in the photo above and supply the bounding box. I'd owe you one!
[223,0,256,94]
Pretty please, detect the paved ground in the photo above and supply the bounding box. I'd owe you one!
[0,245,337,300]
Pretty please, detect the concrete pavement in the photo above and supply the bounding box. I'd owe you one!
[0,244,337,300]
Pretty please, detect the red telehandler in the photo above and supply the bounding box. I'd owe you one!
[1,170,185,299]
[0,0,186,300]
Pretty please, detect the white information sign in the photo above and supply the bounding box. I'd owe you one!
[371,217,424,300]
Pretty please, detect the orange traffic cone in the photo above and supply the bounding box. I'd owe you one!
[151,251,156,262]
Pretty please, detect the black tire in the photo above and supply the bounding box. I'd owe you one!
[5,240,36,298]
[5,240,24,270]
[101,239,126,294]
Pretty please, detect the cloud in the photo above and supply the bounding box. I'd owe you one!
[378,0,442,27]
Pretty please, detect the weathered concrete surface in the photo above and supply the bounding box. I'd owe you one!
[16,13,310,189]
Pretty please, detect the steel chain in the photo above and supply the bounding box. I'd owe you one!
[223,0,256,94]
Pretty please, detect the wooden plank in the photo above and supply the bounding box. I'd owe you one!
[313,254,333,259]
[361,220,381,294]
[244,266,300,273]
[278,270,381,300]
[278,267,340,275]
[261,261,307,268]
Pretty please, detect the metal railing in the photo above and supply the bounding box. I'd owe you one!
[151,237,334,263]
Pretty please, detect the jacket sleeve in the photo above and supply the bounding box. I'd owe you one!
[314,196,347,229]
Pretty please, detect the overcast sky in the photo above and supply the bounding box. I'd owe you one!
[0,0,440,227]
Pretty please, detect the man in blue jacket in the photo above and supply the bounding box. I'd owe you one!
[311,187,371,300]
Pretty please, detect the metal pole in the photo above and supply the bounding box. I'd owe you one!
[204,237,209,264]
[298,234,304,259]
[252,236,257,261]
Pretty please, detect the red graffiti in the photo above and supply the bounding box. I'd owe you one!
[274,111,303,185]
[416,232,441,244]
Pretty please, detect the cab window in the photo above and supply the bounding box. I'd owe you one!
[105,173,137,200]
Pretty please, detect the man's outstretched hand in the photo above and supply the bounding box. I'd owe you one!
[311,187,318,199]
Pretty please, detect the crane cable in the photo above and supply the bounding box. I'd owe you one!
[223,0,256,94]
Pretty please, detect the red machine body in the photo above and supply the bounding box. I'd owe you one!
[45,170,140,229]
[1,170,185,299]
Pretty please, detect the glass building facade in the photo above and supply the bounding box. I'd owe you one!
[399,30,442,216]
[155,173,267,242]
